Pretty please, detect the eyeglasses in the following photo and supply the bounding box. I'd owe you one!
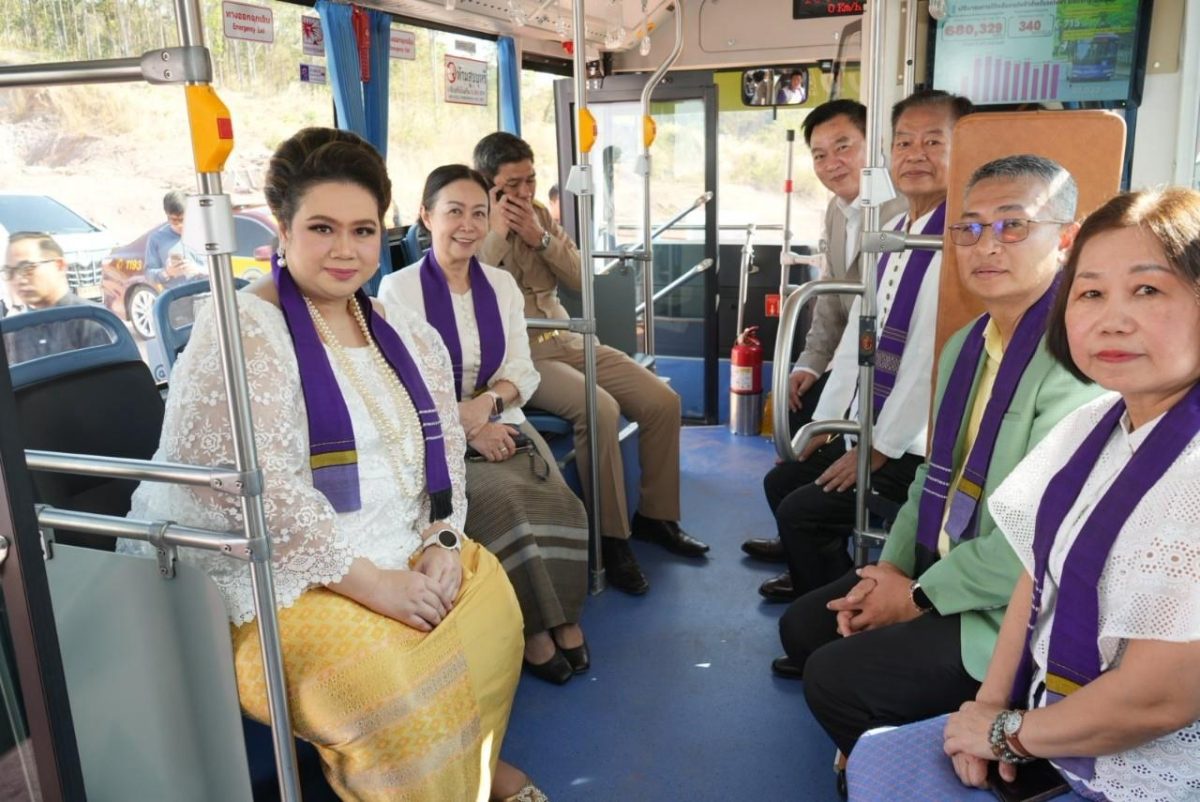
[948,218,1072,247]
[2,259,56,280]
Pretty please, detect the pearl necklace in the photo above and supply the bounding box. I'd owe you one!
[304,296,424,502]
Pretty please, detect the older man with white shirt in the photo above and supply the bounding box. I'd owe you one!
[752,90,973,604]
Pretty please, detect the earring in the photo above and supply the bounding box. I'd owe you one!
[275,247,287,268]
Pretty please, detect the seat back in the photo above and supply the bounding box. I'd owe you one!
[2,305,163,549]
[153,278,249,371]
[937,110,1126,357]
[47,545,253,802]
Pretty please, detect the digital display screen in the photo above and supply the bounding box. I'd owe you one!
[933,0,1142,105]
[793,0,864,20]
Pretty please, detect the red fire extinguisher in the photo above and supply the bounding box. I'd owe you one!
[731,326,763,396]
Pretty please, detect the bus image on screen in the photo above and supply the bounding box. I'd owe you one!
[1069,33,1121,82]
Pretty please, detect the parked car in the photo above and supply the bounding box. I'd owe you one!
[0,193,120,303]
[102,207,278,339]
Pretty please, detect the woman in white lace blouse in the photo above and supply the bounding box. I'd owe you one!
[848,188,1200,802]
[122,128,544,802]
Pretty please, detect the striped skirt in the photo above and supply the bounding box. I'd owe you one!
[232,541,523,802]
[465,422,589,636]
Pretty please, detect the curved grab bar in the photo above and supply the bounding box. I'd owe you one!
[636,258,713,315]
[770,279,863,460]
[638,0,685,357]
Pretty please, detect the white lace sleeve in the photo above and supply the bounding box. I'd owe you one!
[377,299,468,535]
[124,294,355,624]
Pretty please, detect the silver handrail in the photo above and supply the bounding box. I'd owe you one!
[636,258,713,315]
[570,0,605,594]
[770,279,864,458]
[36,507,263,560]
[735,225,757,335]
[596,192,712,275]
[24,451,260,494]
[636,0,685,357]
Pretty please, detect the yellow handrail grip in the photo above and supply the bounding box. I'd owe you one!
[643,114,657,149]
[185,84,234,174]
[578,107,598,154]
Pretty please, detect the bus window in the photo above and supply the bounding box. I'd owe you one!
[385,26,499,227]
[520,67,561,214]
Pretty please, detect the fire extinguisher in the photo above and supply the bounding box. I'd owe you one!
[730,326,765,436]
[731,326,763,396]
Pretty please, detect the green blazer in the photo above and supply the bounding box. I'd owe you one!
[879,318,1107,681]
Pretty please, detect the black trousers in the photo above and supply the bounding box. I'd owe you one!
[787,370,830,436]
[779,571,981,755]
[762,441,922,595]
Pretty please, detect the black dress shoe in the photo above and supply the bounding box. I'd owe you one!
[560,642,590,674]
[770,655,803,679]
[759,572,799,603]
[524,650,573,685]
[741,537,786,563]
[602,537,650,595]
[630,512,710,557]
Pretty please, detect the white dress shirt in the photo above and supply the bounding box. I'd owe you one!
[379,260,540,425]
[811,206,941,459]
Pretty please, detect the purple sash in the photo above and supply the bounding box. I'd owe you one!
[272,254,453,520]
[1010,382,1200,784]
[419,252,505,402]
[872,202,947,417]
[915,277,1061,554]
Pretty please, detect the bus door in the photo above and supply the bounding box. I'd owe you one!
[554,71,719,423]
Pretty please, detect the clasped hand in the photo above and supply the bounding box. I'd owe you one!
[469,422,519,462]
[825,562,919,637]
[372,544,463,632]
[945,699,1012,788]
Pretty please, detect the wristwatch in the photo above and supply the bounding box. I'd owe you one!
[989,710,1036,764]
[909,580,935,614]
[535,230,552,252]
[486,390,505,416]
[420,528,462,554]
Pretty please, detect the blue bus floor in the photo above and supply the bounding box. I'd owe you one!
[501,426,846,802]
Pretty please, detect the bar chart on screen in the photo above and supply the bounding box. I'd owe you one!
[957,57,1062,104]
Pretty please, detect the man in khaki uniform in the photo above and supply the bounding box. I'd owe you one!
[474,132,708,595]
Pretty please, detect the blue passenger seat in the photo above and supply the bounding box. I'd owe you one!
[2,305,162,550]
[153,277,249,371]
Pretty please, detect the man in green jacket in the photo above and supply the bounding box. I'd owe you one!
[775,155,1108,759]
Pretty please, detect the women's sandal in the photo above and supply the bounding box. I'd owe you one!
[502,783,549,802]
[523,650,573,685]
[559,641,590,674]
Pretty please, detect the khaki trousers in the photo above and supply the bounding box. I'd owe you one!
[529,337,681,538]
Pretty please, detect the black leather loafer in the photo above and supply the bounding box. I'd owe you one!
[560,642,590,674]
[602,537,650,595]
[741,537,786,563]
[524,650,573,685]
[630,512,710,557]
[758,572,799,603]
[771,655,804,679]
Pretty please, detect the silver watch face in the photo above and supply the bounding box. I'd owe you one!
[1002,710,1023,736]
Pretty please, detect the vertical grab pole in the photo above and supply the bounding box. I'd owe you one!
[854,0,888,566]
[570,0,605,593]
[780,129,796,300]
[638,0,685,359]
[174,0,301,796]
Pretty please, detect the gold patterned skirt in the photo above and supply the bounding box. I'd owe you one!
[231,541,524,801]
